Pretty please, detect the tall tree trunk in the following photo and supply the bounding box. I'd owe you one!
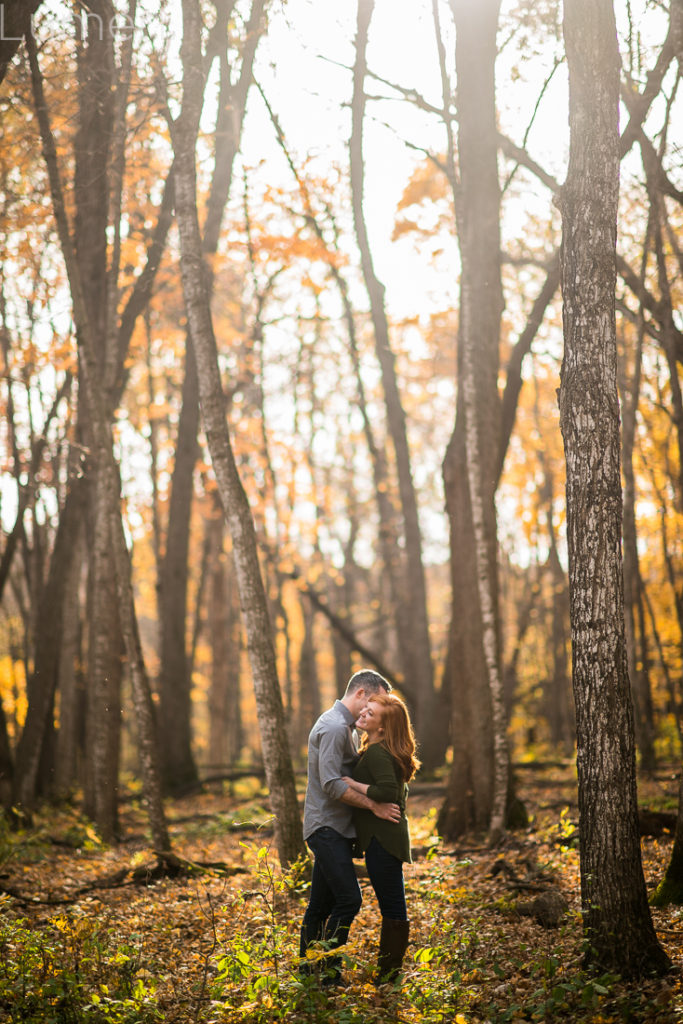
[55,529,86,795]
[533,409,574,755]
[439,0,505,838]
[27,28,170,852]
[297,595,321,758]
[452,0,508,837]
[157,344,201,794]
[156,0,266,795]
[83,471,122,839]
[328,524,355,702]
[73,0,123,839]
[11,480,85,806]
[620,224,656,773]
[170,0,304,866]
[546,544,574,754]
[351,0,435,759]
[558,0,669,976]
[207,510,243,769]
[0,699,12,810]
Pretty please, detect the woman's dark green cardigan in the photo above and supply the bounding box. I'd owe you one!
[352,742,412,863]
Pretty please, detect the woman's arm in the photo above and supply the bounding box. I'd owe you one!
[359,746,400,804]
[340,777,400,820]
[342,775,368,795]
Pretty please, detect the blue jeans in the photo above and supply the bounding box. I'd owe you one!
[300,827,362,963]
[365,836,407,921]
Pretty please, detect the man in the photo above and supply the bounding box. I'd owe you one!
[300,668,400,985]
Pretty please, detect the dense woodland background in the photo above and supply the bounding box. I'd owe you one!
[2,0,683,1015]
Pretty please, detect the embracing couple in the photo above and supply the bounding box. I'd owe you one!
[299,669,420,988]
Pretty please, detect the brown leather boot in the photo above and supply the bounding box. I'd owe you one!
[376,918,410,985]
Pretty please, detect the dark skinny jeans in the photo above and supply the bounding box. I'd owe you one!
[300,826,362,960]
[365,836,408,921]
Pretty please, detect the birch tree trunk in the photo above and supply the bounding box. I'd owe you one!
[170,0,304,866]
[558,0,669,975]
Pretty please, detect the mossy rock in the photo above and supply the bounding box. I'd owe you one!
[516,888,568,927]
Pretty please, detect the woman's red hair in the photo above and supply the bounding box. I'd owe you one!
[361,692,421,782]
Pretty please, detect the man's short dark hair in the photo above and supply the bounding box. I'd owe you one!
[345,669,392,696]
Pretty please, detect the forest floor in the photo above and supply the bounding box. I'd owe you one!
[2,761,683,1023]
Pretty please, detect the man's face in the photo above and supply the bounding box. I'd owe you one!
[350,687,369,717]
[351,685,388,717]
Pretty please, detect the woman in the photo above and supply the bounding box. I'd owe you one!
[342,692,420,984]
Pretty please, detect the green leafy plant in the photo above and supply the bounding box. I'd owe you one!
[0,910,162,1023]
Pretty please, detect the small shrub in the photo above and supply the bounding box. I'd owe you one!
[0,910,162,1023]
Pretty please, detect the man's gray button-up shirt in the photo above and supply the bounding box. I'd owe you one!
[303,700,359,841]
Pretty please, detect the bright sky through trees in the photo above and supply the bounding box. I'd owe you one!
[0,0,677,570]
[240,0,457,318]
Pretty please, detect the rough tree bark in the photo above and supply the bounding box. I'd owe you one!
[169,0,304,866]
[558,0,669,976]
[84,465,122,838]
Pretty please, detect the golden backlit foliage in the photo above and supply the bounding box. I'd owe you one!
[0,648,26,739]
[0,0,682,778]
